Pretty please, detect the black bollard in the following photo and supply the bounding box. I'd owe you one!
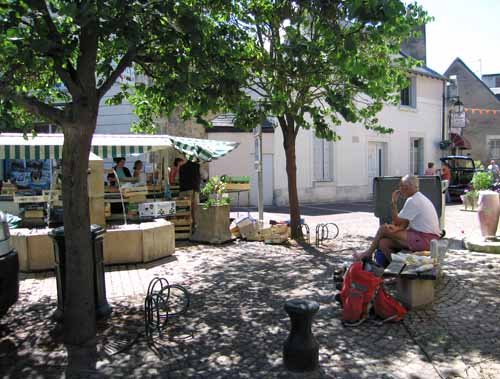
[283,299,320,372]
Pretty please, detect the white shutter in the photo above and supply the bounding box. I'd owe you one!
[411,77,417,108]
[313,136,324,181]
[323,140,331,181]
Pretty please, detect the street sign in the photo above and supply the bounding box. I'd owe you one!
[451,111,466,128]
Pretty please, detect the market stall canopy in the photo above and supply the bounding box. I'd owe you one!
[0,133,239,162]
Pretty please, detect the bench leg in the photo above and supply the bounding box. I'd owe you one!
[396,278,435,309]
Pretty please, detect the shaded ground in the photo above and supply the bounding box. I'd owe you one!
[2,233,500,378]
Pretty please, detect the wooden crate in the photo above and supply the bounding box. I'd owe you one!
[175,232,191,240]
[175,199,191,207]
[226,183,251,191]
[170,217,192,226]
[14,195,47,203]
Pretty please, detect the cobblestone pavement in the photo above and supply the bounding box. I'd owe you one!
[2,204,499,378]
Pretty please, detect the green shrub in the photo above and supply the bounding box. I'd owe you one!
[201,176,231,209]
[471,171,493,191]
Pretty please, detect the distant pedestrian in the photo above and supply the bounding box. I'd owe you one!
[441,163,452,203]
[424,162,436,176]
[487,160,500,181]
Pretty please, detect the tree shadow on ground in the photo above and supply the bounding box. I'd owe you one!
[2,240,500,378]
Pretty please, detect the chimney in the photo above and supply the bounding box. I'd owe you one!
[401,24,426,64]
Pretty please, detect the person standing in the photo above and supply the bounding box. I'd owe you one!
[169,158,185,185]
[179,158,201,227]
[113,157,131,180]
[424,162,436,176]
[487,160,500,181]
[133,160,147,184]
[441,163,452,203]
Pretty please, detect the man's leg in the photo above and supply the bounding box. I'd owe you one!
[379,237,408,260]
[355,226,408,260]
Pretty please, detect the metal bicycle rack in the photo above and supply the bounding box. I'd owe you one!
[144,277,190,343]
[315,223,339,247]
[296,224,311,244]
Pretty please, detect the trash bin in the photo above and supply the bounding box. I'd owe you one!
[373,176,444,230]
[49,225,112,320]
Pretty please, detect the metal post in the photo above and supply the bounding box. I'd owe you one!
[254,123,264,223]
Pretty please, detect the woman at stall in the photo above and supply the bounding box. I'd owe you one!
[133,160,147,184]
[113,157,132,180]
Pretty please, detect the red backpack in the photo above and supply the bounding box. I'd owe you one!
[373,287,407,322]
[340,262,407,325]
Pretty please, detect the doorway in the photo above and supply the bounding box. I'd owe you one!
[368,142,387,194]
[410,138,424,175]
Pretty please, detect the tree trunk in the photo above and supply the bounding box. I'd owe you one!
[61,112,98,375]
[281,122,301,239]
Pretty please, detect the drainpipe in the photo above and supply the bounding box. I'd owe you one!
[442,81,446,142]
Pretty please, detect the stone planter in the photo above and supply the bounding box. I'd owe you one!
[103,219,175,264]
[191,204,231,244]
[461,194,478,211]
[477,190,500,237]
[10,219,175,272]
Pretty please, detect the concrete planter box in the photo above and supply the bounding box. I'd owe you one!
[10,219,175,272]
[11,228,54,272]
[191,204,231,244]
[103,219,175,265]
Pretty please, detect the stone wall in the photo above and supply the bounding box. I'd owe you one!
[156,108,209,139]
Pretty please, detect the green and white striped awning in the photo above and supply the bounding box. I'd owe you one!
[167,135,239,162]
[0,133,239,162]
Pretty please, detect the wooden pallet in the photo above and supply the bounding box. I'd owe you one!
[175,232,191,240]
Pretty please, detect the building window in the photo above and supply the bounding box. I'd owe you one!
[495,77,500,87]
[489,139,500,159]
[410,138,424,175]
[400,77,417,108]
[313,136,333,181]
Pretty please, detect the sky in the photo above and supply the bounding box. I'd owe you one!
[414,0,500,77]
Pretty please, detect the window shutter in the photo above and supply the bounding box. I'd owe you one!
[313,136,324,181]
[411,77,417,108]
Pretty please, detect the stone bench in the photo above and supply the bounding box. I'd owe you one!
[383,240,448,309]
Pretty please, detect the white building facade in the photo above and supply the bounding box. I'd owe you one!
[273,70,447,205]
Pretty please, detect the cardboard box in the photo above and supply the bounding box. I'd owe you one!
[139,201,176,217]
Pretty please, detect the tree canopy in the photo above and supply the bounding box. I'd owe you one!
[0,0,249,132]
[219,0,430,236]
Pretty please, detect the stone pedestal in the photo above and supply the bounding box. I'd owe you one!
[396,278,434,309]
[190,204,231,244]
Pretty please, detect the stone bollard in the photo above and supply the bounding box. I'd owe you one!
[283,299,320,372]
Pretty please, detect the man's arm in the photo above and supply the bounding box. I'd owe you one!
[391,190,409,229]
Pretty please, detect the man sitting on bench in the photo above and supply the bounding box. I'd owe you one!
[353,175,440,266]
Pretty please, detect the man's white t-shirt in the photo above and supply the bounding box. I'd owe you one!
[398,192,440,235]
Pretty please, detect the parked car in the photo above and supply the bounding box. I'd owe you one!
[0,212,19,317]
[439,156,476,201]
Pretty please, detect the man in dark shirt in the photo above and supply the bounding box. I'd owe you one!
[178,159,201,227]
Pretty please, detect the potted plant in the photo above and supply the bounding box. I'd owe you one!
[439,140,452,150]
[190,176,232,244]
[471,171,499,237]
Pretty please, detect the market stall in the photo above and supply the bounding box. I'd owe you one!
[0,133,239,271]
